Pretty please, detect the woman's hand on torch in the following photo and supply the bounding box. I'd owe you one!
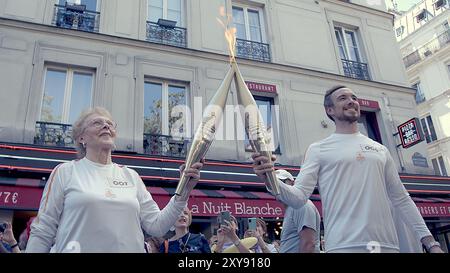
[251,153,276,183]
[175,159,205,201]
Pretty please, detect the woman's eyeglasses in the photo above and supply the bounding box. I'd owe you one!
[88,118,117,129]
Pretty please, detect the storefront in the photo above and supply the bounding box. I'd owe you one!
[1,143,449,251]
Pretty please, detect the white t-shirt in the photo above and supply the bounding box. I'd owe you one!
[277,132,431,252]
[27,157,187,253]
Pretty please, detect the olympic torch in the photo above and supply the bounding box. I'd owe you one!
[232,61,281,196]
[175,65,235,196]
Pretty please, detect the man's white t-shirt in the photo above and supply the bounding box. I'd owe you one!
[27,157,187,253]
[277,132,431,252]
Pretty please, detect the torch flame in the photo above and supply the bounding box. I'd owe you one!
[217,6,236,62]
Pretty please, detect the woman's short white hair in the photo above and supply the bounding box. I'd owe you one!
[72,107,114,158]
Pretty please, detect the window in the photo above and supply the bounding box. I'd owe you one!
[435,0,448,10]
[244,96,279,153]
[420,115,438,143]
[432,156,448,176]
[396,26,405,37]
[232,6,264,42]
[147,0,183,27]
[334,26,370,80]
[416,9,433,22]
[232,4,270,62]
[59,0,98,11]
[144,80,187,137]
[412,82,426,104]
[40,66,94,124]
[334,27,362,62]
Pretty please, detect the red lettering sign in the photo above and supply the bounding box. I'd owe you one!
[245,81,277,94]
[357,98,379,110]
[0,185,42,209]
[416,203,450,217]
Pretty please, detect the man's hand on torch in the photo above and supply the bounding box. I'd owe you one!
[175,159,205,201]
[251,153,276,183]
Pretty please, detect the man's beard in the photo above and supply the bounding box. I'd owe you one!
[336,112,360,123]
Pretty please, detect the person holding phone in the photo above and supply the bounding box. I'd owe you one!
[0,222,21,253]
[212,213,251,253]
[244,218,278,253]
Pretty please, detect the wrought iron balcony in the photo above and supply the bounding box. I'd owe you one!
[403,29,450,68]
[403,51,421,68]
[341,59,370,80]
[236,38,271,62]
[146,21,187,48]
[143,134,188,157]
[34,121,74,147]
[52,4,100,33]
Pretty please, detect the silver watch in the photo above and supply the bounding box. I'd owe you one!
[425,241,440,252]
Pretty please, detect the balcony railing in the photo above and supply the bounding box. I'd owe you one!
[146,21,187,48]
[34,121,74,147]
[52,4,100,33]
[403,29,450,68]
[341,59,370,80]
[403,51,421,68]
[236,38,271,62]
[143,134,188,157]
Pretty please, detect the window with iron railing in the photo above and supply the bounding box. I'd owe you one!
[143,80,189,157]
[146,0,187,47]
[402,29,450,68]
[146,21,187,48]
[334,26,370,80]
[232,5,271,62]
[53,1,100,32]
[35,65,94,147]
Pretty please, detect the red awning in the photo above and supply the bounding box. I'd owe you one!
[1,184,449,218]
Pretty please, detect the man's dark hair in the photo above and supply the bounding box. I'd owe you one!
[323,85,348,121]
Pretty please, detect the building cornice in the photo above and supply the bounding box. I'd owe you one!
[397,9,450,44]
[324,0,394,20]
[0,17,413,94]
[426,136,450,152]
[416,89,450,111]
[406,45,450,75]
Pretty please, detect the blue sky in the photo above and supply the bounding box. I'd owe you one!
[385,0,424,11]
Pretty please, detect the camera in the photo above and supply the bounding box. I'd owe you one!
[0,223,7,233]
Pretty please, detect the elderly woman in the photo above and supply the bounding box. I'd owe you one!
[26,107,203,253]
